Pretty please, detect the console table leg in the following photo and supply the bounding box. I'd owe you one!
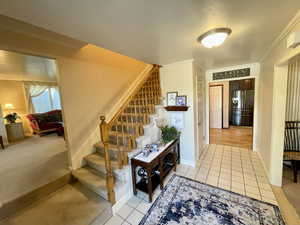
[132,164,137,195]
[147,168,153,202]
[177,142,181,164]
[173,152,177,172]
[159,159,164,190]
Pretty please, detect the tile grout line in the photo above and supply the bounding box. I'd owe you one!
[205,145,216,183]
[212,145,218,184]
[250,151,263,200]
[229,146,233,191]
[200,144,210,181]
[218,145,225,188]
[240,148,246,195]
[123,199,147,225]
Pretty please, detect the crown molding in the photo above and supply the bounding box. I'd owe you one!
[260,10,300,62]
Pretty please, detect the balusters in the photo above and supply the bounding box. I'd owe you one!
[99,65,161,205]
[117,118,124,169]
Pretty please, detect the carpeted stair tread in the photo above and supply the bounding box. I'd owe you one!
[85,153,119,172]
[72,167,107,193]
[72,167,115,200]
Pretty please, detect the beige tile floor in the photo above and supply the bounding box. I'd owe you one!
[100,144,287,225]
[193,144,277,204]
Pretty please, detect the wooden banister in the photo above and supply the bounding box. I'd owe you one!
[99,116,116,204]
[99,65,161,204]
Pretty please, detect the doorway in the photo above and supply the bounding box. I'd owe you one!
[0,49,69,211]
[209,78,255,149]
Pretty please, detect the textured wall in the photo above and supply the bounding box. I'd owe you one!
[160,60,197,167]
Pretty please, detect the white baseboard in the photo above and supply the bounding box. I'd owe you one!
[112,191,132,215]
[181,159,196,168]
[256,150,274,185]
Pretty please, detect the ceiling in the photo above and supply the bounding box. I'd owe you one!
[0,0,299,68]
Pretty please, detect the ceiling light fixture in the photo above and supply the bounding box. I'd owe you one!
[198,28,232,48]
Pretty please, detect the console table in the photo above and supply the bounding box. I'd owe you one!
[131,138,180,202]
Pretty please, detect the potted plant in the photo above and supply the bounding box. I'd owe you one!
[160,125,180,144]
[4,113,20,124]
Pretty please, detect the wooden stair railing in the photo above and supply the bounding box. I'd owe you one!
[99,65,161,204]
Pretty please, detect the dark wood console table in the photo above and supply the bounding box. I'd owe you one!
[131,138,180,202]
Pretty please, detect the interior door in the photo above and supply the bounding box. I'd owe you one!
[209,86,223,129]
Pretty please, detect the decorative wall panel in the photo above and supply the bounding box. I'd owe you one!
[213,68,250,80]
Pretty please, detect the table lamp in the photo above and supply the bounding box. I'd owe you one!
[4,103,15,114]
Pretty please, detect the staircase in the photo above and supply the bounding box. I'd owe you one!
[72,65,162,204]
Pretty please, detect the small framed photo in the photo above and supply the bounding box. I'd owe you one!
[166,92,178,106]
[176,95,187,106]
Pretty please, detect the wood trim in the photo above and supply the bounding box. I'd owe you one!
[164,106,189,111]
[99,116,116,204]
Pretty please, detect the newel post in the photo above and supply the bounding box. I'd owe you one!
[100,116,116,204]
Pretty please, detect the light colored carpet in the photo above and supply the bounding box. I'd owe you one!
[0,134,69,204]
[0,183,112,225]
[282,166,300,218]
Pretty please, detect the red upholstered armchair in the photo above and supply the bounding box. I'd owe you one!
[27,110,63,136]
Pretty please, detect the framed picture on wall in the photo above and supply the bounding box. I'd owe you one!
[176,95,187,106]
[166,92,178,106]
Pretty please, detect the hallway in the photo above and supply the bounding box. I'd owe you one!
[210,126,253,149]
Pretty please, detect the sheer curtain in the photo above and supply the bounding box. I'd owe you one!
[24,81,57,113]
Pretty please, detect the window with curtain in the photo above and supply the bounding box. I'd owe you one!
[32,87,61,113]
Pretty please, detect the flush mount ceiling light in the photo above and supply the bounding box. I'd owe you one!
[198,28,232,48]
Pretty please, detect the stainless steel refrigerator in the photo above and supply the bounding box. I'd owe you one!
[231,90,254,126]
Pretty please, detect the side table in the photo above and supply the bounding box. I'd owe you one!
[5,122,25,142]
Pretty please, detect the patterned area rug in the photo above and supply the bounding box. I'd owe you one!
[139,175,285,225]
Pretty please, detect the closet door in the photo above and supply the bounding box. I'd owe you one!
[209,86,223,129]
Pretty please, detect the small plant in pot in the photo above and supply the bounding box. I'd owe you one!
[160,125,180,144]
[4,113,20,124]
